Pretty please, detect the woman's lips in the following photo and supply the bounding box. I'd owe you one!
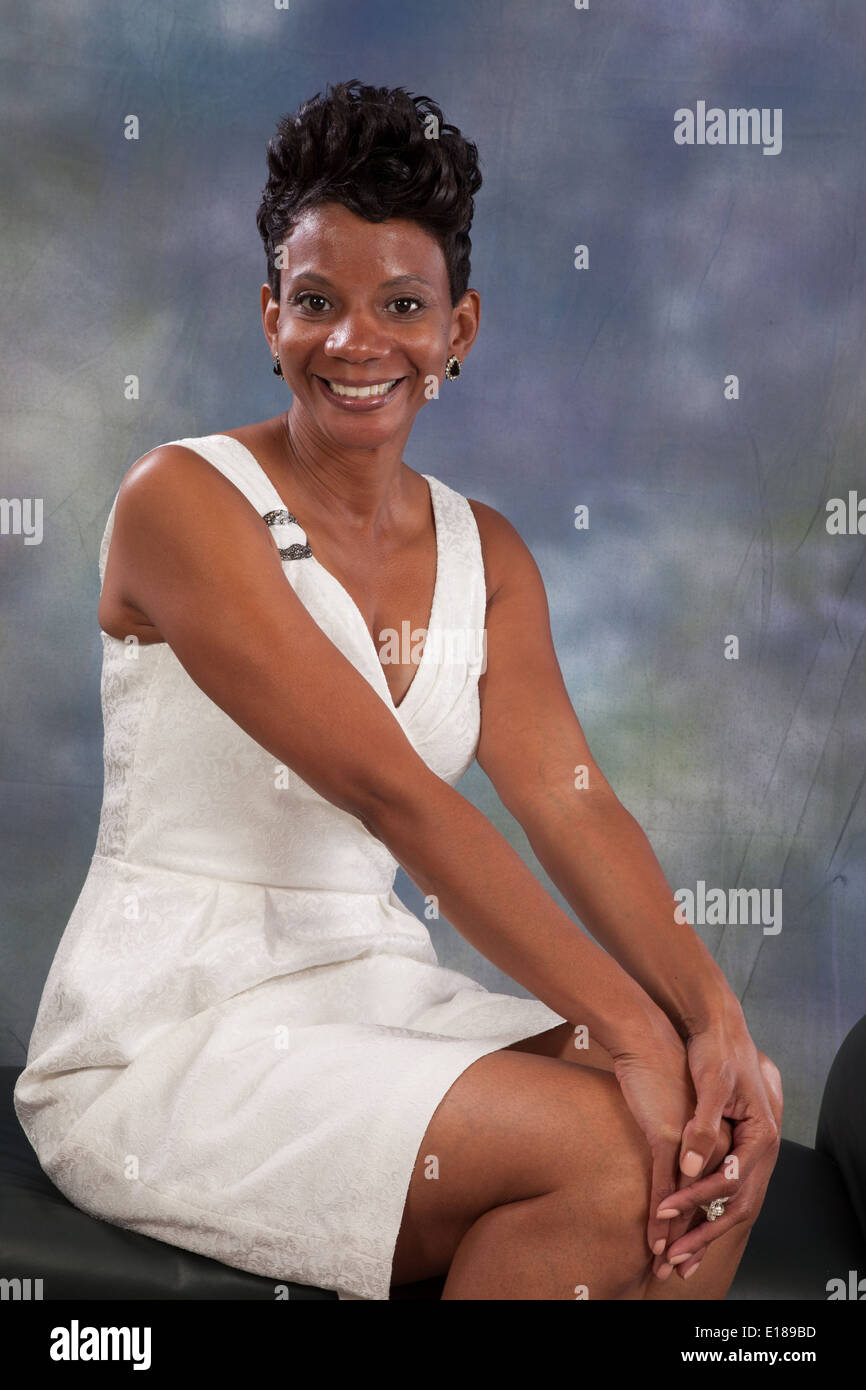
[313,375,407,411]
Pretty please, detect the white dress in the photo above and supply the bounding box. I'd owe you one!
[14,433,567,1301]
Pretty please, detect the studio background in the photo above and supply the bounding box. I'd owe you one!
[2,0,864,1147]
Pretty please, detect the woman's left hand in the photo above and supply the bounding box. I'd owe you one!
[650,1006,783,1280]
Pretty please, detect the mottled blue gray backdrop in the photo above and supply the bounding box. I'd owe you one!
[2,0,864,1146]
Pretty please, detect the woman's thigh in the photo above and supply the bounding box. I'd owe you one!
[390,1034,649,1288]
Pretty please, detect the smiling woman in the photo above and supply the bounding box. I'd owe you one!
[13,79,780,1303]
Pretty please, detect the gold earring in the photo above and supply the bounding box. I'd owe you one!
[444,354,461,381]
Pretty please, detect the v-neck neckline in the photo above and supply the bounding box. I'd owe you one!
[212,434,444,717]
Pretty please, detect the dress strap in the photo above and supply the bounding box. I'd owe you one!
[416,473,488,666]
[165,434,281,511]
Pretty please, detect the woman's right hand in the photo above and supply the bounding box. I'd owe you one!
[609,1017,731,1267]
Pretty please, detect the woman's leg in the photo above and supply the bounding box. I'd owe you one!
[390,1025,755,1299]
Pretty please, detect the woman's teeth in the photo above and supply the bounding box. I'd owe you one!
[325,378,399,398]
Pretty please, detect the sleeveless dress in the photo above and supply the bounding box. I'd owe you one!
[13,433,567,1301]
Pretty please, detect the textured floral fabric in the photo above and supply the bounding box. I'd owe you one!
[14,434,567,1300]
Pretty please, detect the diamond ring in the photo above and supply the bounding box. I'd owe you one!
[699,1197,729,1221]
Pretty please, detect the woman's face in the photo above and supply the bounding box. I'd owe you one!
[262,200,479,450]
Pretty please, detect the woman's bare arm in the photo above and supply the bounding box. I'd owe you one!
[106,444,669,1058]
[467,498,732,1033]
[468,498,781,1271]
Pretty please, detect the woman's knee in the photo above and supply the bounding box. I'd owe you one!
[551,1072,657,1278]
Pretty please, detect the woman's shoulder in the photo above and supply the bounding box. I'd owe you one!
[105,433,277,555]
[113,434,215,491]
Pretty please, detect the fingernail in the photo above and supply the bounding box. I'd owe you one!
[669,1253,691,1265]
[655,1262,673,1281]
[656,1207,679,1219]
[652,1238,666,1255]
[683,1262,702,1279]
[680,1150,703,1177]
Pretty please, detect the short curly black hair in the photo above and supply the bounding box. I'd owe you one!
[256,79,482,310]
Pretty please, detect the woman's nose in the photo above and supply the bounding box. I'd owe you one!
[324,308,393,358]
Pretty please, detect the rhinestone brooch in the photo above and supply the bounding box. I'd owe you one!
[263,508,313,561]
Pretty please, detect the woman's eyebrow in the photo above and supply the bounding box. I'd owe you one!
[381,274,436,291]
[286,270,436,292]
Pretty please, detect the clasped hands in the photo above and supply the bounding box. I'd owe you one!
[611,1002,783,1283]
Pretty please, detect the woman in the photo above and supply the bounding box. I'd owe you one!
[14,80,781,1301]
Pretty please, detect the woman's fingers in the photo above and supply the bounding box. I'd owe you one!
[644,1031,783,1279]
[659,1080,778,1224]
[646,1138,680,1260]
[652,1203,702,1278]
[677,1067,729,1182]
[660,1168,770,1268]
[656,1134,744,1224]
[655,1090,780,1272]
[656,1161,741,1226]
[610,1026,776,1277]
[653,1117,734,1277]
[652,1069,729,1276]
[654,1130,780,1266]
[676,1250,706,1281]
[658,1183,748,1265]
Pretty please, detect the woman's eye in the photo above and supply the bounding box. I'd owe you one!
[294,292,331,312]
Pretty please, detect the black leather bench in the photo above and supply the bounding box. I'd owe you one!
[2,1014,864,1300]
